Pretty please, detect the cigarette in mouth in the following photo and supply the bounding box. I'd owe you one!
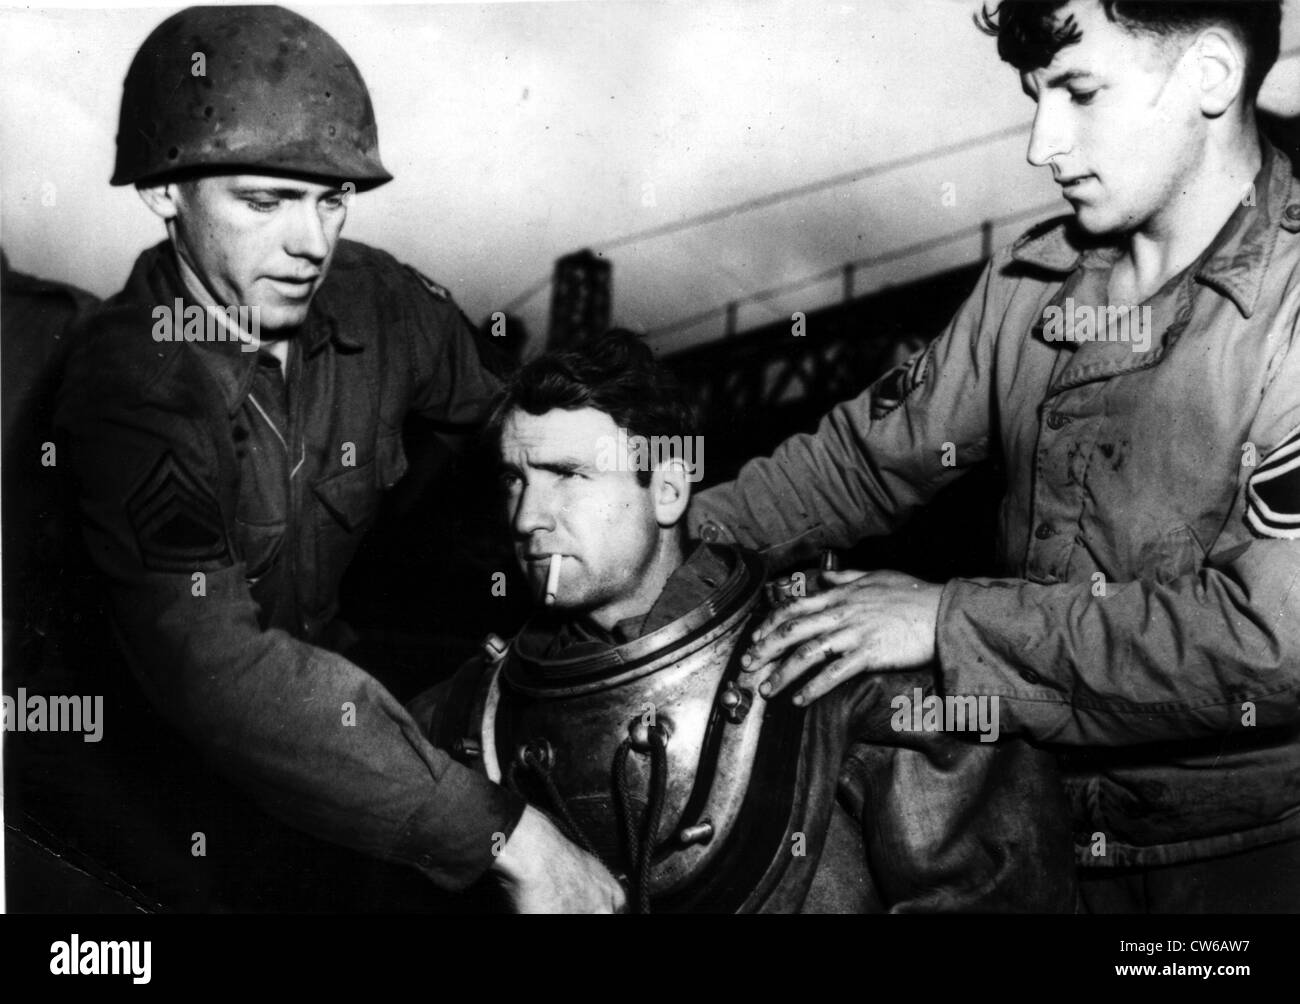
[544,553,563,607]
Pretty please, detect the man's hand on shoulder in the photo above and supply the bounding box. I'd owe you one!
[490,805,626,914]
[741,569,944,705]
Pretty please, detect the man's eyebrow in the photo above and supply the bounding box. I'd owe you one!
[1046,68,1097,88]
[497,455,587,475]
[533,458,587,474]
[1023,68,1096,99]
[229,186,315,199]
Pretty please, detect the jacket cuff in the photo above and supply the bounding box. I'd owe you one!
[936,577,1056,697]
[397,762,528,891]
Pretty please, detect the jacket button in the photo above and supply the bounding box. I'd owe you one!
[700,521,721,543]
[1286,204,1300,222]
[1046,412,1071,430]
[1034,523,1054,540]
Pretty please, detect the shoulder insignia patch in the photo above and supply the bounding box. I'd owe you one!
[869,341,934,421]
[405,266,452,302]
[1246,427,1300,539]
[127,452,233,573]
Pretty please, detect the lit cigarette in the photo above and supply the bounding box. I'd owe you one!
[544,553,563,606]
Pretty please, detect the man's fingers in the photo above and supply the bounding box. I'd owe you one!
[603,869,628,914]
[792,641,881,706]
[757,627,862,699]
[819,568,871,587]
[746,590,838,653]
[499,807,632,913]
[743,607,843,678]
[748,570,883,658]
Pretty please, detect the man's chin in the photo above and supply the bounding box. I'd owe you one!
[1068,202,1136,240]
[1070,204,1106,235]
[532,588,598,616]
[536,596,591,618]
[256,303,312,332]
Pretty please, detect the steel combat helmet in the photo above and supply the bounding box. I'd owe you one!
[112,5,391,190]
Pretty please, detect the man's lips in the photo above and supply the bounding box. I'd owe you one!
[1056,174,1095,192]
[266,275,320,298]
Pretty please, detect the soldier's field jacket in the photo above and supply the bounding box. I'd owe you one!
[55,240,524,893]
[693,140,1300,868]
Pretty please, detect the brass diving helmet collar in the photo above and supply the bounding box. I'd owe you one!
[503,543,766,696]
[480,542,805,911]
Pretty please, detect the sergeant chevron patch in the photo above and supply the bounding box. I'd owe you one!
[869,341,934,420]
[1246,427,1300,539]
[127,451,233,572]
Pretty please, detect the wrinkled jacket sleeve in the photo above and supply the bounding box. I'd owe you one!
[56,337,523,893]
[939,309,1300,745]
[688,258,1001,570]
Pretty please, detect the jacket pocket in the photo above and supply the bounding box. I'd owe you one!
[312,460,379,532]
[309,461,380,615]
[233,518,285,585]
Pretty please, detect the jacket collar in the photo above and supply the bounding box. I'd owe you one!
[126,241,363,415]
[1011,137,1296,321]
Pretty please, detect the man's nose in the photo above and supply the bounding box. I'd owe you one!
[512,482,555,537]
[284,199,330,262]
[1026,100,1071,169]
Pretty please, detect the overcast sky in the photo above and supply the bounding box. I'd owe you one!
[3,1,1298,355]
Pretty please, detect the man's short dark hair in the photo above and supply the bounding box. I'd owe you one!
[486,328,695,488]
[977,1,1283,101]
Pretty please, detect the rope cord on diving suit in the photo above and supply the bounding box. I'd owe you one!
[508,725,671,915]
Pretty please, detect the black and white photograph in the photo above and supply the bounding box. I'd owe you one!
[2,0,1300,971]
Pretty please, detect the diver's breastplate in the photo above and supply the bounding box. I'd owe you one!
[464,545,804,912]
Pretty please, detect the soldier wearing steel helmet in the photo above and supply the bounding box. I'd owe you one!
[54,5,623,912]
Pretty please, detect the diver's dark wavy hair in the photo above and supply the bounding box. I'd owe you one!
[976,1,1282,100]
[485,328,695,487]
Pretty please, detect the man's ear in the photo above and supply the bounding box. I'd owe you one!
[651,457,691,529]
[1191,27,1248,117]
[136,182,183,221]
